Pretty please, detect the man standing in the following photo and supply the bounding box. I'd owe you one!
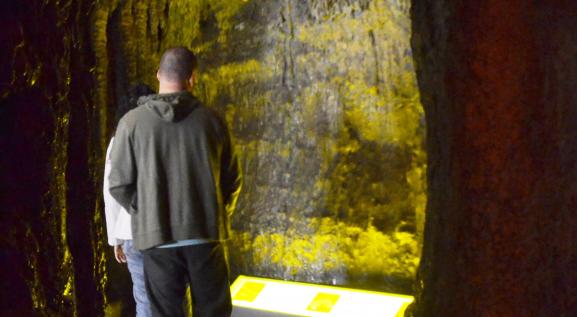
[109,47,241,317]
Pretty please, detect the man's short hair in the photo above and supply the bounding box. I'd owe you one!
[158,47,197,82]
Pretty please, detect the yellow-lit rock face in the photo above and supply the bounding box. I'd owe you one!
[93,0,424,293]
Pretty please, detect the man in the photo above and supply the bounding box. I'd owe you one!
[108,47,242,317]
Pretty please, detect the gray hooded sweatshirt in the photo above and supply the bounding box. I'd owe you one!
[108,91,242,250]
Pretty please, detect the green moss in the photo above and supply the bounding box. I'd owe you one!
[210,0,249,44]
[232,217,419,291]
[196,59,271,106]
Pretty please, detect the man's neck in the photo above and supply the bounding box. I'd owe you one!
[158,82,188,94]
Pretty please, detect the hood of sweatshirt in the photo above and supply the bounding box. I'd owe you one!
[138,91,199,122]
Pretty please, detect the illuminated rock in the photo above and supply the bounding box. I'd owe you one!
[1,0,424,315]
[96,0,424,293]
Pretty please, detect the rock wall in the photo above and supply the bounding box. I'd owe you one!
[1,0,424,315]
[0,1,106,316]
[410,1,577,316]
[95,0,424,293]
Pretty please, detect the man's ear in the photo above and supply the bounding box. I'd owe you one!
[188,72,197,89]
[156,70,160,81]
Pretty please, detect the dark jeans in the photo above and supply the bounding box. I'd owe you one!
[142,242,232,317]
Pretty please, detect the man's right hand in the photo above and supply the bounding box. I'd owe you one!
[114,244,127,263]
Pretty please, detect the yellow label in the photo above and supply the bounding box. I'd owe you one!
[307,292,340,313]
[233,281,266,302]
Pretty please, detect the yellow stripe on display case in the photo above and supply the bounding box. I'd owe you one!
[231,275,414,317]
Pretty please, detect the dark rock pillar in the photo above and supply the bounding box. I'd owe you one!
[0,1,106,316]
[411,1,577,316]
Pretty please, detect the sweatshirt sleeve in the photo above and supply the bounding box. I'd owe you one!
[108,118,138,214]
[220,123,242,217]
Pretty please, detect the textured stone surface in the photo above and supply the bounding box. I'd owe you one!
[95,0,424,294]
[410,1,577,316]
[0,1,107,316]
[1,0,424,315]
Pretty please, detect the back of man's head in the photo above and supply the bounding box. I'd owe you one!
[158,47,197,83]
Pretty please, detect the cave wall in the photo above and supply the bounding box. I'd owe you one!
[94,0,424,293]
[411,1,577,316]
[1,0,424,315]
[0,1,107,316]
